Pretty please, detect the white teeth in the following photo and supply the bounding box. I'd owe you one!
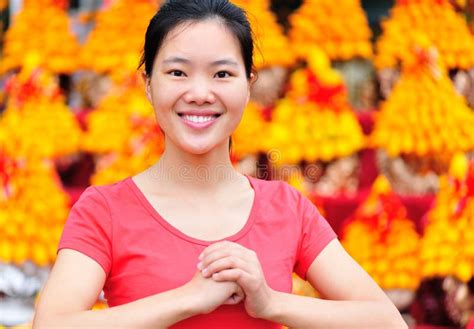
[182,115,216,123]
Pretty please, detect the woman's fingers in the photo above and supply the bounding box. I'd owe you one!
[211,268,256,291]
[199,241,248,262]
[222,285,245,305]
[198,241,231,260]
[201,255,252,278]
[199,248,246,270]
[198,242,257,280]
[197,242,274,318]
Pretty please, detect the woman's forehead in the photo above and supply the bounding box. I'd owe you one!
[157,20,243,64]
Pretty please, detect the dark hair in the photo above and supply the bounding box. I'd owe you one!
[138,0,254,154]
[138,0,254,80]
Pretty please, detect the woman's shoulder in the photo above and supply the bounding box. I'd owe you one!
[247,175,303,204]
[248,176,323,219]
[75,176,134,207]
[248,175,299,194]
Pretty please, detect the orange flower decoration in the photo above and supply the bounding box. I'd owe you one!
[80,0,158,77]
[342,176,421,290]
[288,0,372,61]
[375,0,474,69]
[1,1,80,73]
[1,69,82,159]
[371,37,474,158]
[269,48,365,164]
[232,0,295,68]
[421,153,474,282]
[0,158,70,267]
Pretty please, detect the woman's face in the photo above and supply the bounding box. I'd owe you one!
[145,19,252,155]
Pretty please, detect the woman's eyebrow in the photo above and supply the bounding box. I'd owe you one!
[162,56,190,65]
[210,59,239,67]
[162,57,238,67]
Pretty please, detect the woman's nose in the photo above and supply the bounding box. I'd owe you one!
[183,79,216,105]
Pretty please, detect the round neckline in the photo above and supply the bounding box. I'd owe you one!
[125,174,259,246]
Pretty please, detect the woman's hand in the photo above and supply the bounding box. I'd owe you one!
[197,241,276,319]
[183,269,245,315]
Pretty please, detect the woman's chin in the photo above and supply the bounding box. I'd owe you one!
[180,142,219,155]
[169,133,230,155]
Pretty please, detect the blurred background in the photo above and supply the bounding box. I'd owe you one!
[0,0,474,328]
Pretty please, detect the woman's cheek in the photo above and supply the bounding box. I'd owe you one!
[152,90,181,119]
[221,82,248,105]
[234,91,251,116]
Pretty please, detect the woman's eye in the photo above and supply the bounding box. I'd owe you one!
[215,71,231,78]
[169,70,185,77]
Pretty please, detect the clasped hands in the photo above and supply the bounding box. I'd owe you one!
[196,241,276,319]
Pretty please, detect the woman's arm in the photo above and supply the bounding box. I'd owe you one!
[34,288,195,329]
[33,249,195,329]
[262,240,408,329]
[265,292,405,329]
[33,249,240,329]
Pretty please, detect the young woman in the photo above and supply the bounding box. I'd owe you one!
[33,1,407,328]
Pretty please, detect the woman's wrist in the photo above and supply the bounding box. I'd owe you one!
[258,289,284,321]
[175,284,204,317]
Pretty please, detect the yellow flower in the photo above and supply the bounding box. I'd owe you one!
[288,0,372,61]
[421,156,474,281]
[341,176,421,290]
[0,157,71,266]
[1,2,80,73]
[80,0,158,76]
[371,40,474,157]
[375,0,474,69]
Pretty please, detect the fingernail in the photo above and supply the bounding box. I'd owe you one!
[202,268,209,275]
[197,262,203,270]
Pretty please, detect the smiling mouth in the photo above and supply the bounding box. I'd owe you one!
[177,113,221,123]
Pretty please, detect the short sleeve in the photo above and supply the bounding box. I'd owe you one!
[58,186,113,276]
[293,192,338,280]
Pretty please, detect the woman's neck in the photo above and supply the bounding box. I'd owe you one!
[149,139,241,195]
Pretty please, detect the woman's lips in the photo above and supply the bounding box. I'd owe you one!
[177,113,221,129]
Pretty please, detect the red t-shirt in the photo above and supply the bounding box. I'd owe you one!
[58,175,337,328]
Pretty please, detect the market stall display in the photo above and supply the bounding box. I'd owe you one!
[375,0,474,70]
[79,0,158,80]
[371,36,474,158]
[1,69,82,159]
[341,176,421,291]
[269,48,365,164]
[420,153,474,282]
[0,0,80,74]
[288,0,372,61]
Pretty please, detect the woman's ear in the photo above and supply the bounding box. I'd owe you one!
[246,72,256,103]
[249,72,256,87]
[142,71,152,104]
